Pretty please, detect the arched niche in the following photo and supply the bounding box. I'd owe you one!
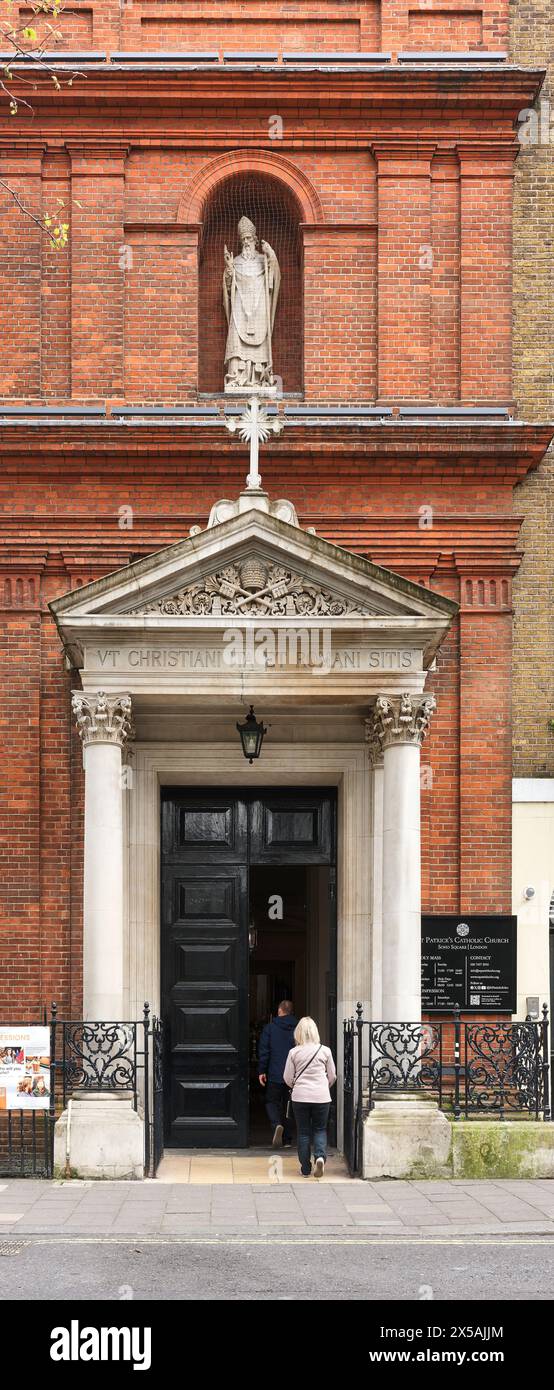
[198,172,304,395]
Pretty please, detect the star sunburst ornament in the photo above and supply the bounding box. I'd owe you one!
[225,398,284,444]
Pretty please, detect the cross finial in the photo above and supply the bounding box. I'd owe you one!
[224,395,284,492]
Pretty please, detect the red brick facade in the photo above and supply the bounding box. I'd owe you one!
[0,1,551,1020]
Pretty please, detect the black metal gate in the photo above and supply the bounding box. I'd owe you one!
[343,1006,364,1176]
[0,1005,166,1180]
[151,1016,164,1176]
[0,1109,54,1178]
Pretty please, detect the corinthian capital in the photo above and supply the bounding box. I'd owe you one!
[72,690,134,748]
[364,719,384,766]
[368,692,436,752]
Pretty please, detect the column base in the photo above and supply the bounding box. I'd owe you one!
[363,1099,452,1180]
[54,1093,145,1180]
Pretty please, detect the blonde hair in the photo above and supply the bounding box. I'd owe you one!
[294,1016,320,1046]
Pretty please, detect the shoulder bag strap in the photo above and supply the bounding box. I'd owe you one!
[292,1044,322,1084]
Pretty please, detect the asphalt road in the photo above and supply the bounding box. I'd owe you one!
[2,1235,554,1301]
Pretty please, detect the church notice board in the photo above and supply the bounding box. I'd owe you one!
[421,916,517,1013]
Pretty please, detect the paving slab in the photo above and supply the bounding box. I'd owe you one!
[2,1176,554,1237]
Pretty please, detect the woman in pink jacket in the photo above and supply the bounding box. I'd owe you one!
[283,1016,337,1178]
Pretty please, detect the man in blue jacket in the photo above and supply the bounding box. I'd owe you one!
[258,1000,297,1147]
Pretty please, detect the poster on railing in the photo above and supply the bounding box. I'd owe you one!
[0,1026,50,1110]
[421,915,517,1013]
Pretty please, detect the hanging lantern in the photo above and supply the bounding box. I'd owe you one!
[236,705,267,763]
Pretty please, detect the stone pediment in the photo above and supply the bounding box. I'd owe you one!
[50,506,458,674]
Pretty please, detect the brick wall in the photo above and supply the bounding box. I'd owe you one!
[384,0,509,54]
[510,0,554,777]
[0,136,526,407]
[17,5,94,46]
[0,157,42,398]
[303,229,377,400]
[6,0,511,56]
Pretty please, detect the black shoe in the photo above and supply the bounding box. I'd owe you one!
[301,1164,312,1176]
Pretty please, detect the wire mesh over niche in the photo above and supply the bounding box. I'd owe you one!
[198,173,303,395]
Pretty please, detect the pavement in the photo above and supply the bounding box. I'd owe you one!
[2,1173,554,1237]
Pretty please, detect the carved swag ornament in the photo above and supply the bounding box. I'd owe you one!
[132,560,370,618]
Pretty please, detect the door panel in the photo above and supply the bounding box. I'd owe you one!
[162,790,247,864]
[250,791,333,864]
[161,859,249,1147]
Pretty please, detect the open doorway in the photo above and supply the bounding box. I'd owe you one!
[248,863,333,1144]
[161,787,336,1149]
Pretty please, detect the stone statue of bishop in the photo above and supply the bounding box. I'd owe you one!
[223,216,281,392]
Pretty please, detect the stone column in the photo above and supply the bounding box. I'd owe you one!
[371,757,384,1021]
[369,692,436,1021]
[362,693,452,1179]
[72,690,133,1020]
[365,727,384,1020]
[55,690,144,1178]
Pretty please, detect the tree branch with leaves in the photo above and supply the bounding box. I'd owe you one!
[0,0,83,248]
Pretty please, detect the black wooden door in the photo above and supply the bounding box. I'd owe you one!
[161,792,249,1148]
[161,788,336,1148]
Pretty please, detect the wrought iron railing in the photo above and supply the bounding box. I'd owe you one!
[343,1004,551,1176]
[152,1016,164,1177]
[461,1017,549,1121]
[55,1014,144,1105]
[0,1099,54,1178]
[342,1014,358,1176]
[368,1020,443,1102]
[0,1005,165,1179]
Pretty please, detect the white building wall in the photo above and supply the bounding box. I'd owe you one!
[512,778,554,1019]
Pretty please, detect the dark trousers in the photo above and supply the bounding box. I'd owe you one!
[292,1101,330,1174]
[265,1082,293,1142]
